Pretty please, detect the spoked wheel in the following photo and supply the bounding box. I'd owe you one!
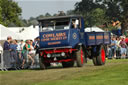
[75,46,84,67]
[93,45,106,66]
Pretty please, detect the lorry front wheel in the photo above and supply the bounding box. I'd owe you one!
[39,57,46,70]
[75,46,84,67]
[62,61,74,68]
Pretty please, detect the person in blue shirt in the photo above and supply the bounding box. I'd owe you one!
[10,40,18,68]
[3,36,12,67]
[109,36,117,59]
[3,36,12,50]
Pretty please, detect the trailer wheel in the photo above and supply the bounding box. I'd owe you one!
[95,45,106,65]
[62,61,74,68]
[75,46,84,67]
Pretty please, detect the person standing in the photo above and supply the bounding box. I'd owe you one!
[116,37,121,58]
[125,36,128,58]
[34,37,40,54]
[17,40,25,68]
[3,36,12,67]
[10,40,18,68]
[17,40,25,59]
[110,36,117,59]
[21,40,34,69]
[29,40,35,68]
[120,37,127,59]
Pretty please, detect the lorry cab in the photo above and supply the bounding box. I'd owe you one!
[38,16,85,49]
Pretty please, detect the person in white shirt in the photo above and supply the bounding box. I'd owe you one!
[17,40,25,59]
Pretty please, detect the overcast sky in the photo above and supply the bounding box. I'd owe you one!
[14,0,81,19]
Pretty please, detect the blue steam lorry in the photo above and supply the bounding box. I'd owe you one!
[38,15,111,69]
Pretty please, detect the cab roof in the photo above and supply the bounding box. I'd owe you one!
[38,15,82,22]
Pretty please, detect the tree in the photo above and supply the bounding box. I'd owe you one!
[89,8,107,26]
[120,0,128,34]
[74,0,107,27]
[66,10,75,15]
[0,0,2,24]
[0,0,22,26]
[58,11,66,16]
[99,0,128,34]
[74,0,128,34]
[36,15,44,19]
[45,13,51,17]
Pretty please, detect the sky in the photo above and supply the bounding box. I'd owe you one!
[14,0,81,19]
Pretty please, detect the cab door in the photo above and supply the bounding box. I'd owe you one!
[70,18,85,44]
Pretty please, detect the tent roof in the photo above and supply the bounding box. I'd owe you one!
[0,24,22,40]
[20,26,39,40]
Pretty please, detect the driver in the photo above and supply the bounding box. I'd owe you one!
[42,24,53,31]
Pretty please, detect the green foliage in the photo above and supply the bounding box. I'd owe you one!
[74,0,107,27]
[0,0,22,26]
[45,12,51,17]
[88,8,107,26]
[21,12,52,26]
[28,17,38,26]
[0,0,2,24]
[74,0,128,33]
[100,0,128,33]
[66,10,75,15]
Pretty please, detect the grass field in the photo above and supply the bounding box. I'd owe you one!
[0,59,128,85]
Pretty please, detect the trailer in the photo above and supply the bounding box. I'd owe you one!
[38,15,111,69]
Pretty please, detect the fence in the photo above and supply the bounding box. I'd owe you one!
[0,50,40,71]
[0,50,7,71]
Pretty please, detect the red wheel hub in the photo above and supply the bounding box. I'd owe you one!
[81,49,84,64]
[101,48,105,63]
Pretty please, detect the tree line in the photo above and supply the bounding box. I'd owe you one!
[0,0,22,26]
[0,0,128,34]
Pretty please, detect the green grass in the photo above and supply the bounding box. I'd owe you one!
[0,59,128,85]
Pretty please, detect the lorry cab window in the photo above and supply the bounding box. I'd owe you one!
[41,19,70,32]
[71,19,80,29]
[42,24,54,31]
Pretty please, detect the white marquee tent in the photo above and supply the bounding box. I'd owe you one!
[0,24,22,40]
[19,26,39,40]
[0,24,39,40]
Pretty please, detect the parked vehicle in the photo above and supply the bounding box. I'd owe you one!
[38,15,111,69]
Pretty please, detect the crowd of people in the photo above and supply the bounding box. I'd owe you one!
[108,35,128,59]
[0,34,128,70]
[1,36,40,69]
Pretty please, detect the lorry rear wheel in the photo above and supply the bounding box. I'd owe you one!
[97,45,106,65]
[76,46,84,67]
[62,61,74,68]
[92,57,98,65]
[94,45,106,65]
